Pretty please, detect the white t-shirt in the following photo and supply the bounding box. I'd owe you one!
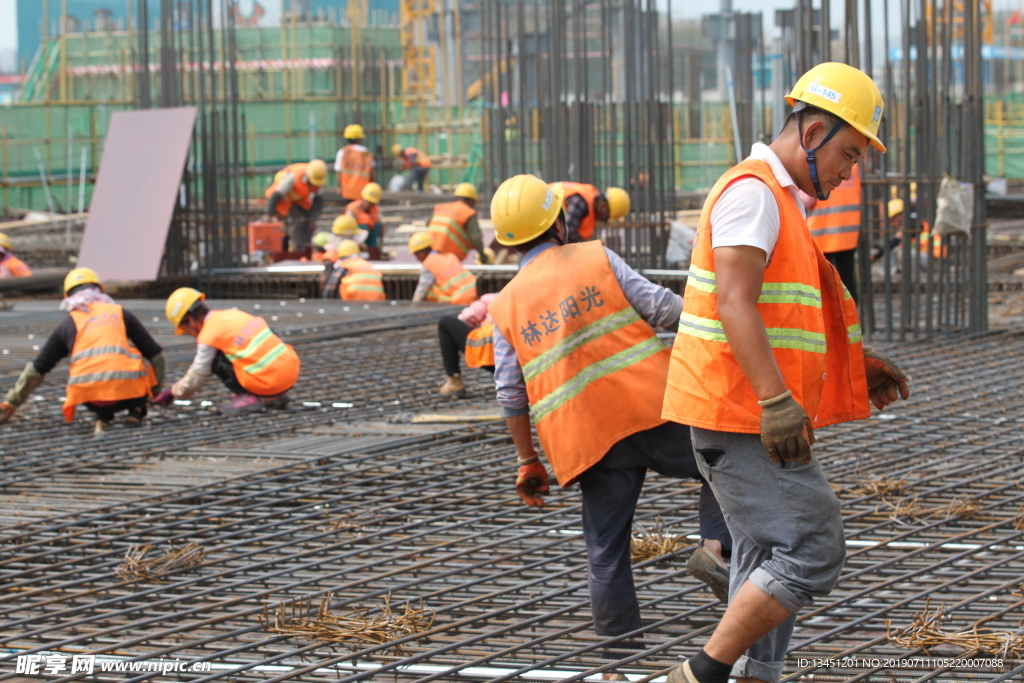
[709,142,806,264]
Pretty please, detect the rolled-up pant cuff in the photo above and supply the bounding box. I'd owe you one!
[750,566,809,614]
[732,654,784,683]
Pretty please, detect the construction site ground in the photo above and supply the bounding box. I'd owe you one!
[1,300,1023,683]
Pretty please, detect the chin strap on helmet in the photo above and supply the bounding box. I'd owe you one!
[796,105,846,200]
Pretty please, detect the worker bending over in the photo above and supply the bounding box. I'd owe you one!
[435,293,497,399]
[346,183,384,260]
[409,231,478,305]
[0,233,31,277]
[334,124,375,203]
[552,182,631,243]
[488,175,733,647]
[393,144,431,191]
[155,288,300,414]
[263,159,328,251]
[428,183,490,263]
[660,63,910,683]
[0,268,163,435]
[329,240,386,301]
[804,164,862,301]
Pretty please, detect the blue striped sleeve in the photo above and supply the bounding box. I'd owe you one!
[492,324,530,417]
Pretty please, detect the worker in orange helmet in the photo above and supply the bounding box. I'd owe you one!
[262,159,329,251]
[0,268,163,435]
[659,63,910,683]
[0,233,31,278]
[155,288,300,415]
[334,123,375,203]
[408,231,478,305]
[393,143,432,191]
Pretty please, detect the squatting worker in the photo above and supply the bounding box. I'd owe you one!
[659,63,911,683]
[488,174,733,643]
[428,183,490,263]
[408,232,478,305]
[262,159,329,251]
[154,288,300,415]
[346,183,385,261]
[0,268,164,435]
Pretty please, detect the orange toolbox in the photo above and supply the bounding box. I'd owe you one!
[248,220,285,254]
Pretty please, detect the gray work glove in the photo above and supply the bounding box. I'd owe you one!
[863,347,910,410]
[149,351,167,393]
[757,389,815,464]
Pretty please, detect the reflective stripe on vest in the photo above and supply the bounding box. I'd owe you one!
[806,165,861,252]
[339,257,386,301]
[198,310,300,396]
[662,158,870,434]
[428,202,476,260]
[67,369,150,385]
[70,345,145,364]
[424,252,477,305]
[465,323,495,368]
[339,146,374,200]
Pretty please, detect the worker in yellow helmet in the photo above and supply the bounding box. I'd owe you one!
[345,182,385,260]
[334,123,375,202]
[408,231,477,305]
[393,143,432,191]
[486,174,731,650]
[0,268,164,435]
[427,183,490,263]
[332,240,386,301]
[550,183,630,242]
[0,233,31,277]
[262,158,329,251]
[659,63,909,683]
[154,288,300,414]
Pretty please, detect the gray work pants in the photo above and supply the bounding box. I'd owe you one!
[690,427,845,683]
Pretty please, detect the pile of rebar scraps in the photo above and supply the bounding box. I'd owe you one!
[115,542,205,582]
[259,593,435,651]
[886,599,1024,658]
[630,517,691,564]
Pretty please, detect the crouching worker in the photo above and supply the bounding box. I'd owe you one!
[155,288,300,414]
[436,293,497,398]
[0,268,164,435]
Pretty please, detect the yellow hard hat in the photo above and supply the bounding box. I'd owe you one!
[344,124,365,140]
[165,287,205,335]
[491,174,565,246]
[336,240,361,258]
[887,198,905,219]
[391,143,404,157]
[332,214,359,236]
[408,231,434,254]
[306,159,328,186]
[361,182,382,204]
[605,187,630,220]
[0,233,10,250]
[786,62,886,153]
[454,183,479,201]
[63,267,103,295]
[311,232,331,249]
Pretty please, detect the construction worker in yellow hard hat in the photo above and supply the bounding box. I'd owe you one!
[262,159,328,252]
[334,123,375,203]
[486,174,732,643]
[345,182,385,260]
[0,232,31,277]
[393,144,432,191]
[328,239,386,301]
[409,231,477,306]
[875,196,945,265]
[0,267,163,435]
[154,288,300,415]
[550,182,630,243]
[659,62,909,683]
[426,183,490,263]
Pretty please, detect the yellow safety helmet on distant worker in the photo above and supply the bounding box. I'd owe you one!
[887,198,905,219]
[391,144,404,157]
[454,183,479,201]
[785,62,886,153]
[166,287,206,335]
[408,231,434,254]
[305,159,328,187]
[490,174,565,246]
[605,187,630,220]
[63,267,103,296]
[336,240,361,258]
[0,233,11,251]
[343,124,365,140]
[361,182,382,204]
[332,214,359,236]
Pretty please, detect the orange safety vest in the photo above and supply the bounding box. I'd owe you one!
[558,182,601,241]
[465,322,495,368]
[663,159,870,434]
[423,252,478,305]
[338,256,386,301]
[917,221,947,259]
[63,303,156,421]
[806,165,862,253]
[490,242,670,486]
[197,310,301,396]
[264,163,316,218]
[402,148,432,169]
[0,254,31,277]
[338,145,374,201]
[428,201,478,260]
[345,200,380,229]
